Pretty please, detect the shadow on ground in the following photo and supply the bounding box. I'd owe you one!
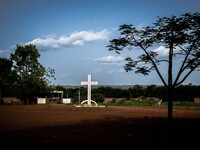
[1,117,199,150]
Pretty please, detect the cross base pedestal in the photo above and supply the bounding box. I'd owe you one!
[74,100,105,107]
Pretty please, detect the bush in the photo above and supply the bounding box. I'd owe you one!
[106,99,157,106]
[106,99,200,107]
[92,93,105,103]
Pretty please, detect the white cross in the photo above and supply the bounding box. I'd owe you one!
[81,74,98,105]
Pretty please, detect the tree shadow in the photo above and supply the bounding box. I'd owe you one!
[0,116,199,149]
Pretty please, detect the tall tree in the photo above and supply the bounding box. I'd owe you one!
[10,44,54,104]
[0,57,17,99]
[107,12,200,123]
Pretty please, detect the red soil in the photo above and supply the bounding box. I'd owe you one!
[0,104,200,149]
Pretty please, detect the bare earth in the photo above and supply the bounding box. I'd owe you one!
[0,104,200,149]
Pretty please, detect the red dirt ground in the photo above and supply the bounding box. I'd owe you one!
[0,104,200,149]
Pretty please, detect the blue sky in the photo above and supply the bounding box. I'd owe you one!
[1,0,200,86]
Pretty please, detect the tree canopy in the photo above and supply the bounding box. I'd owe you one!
[10,44,54,104]
[107,12,200,122]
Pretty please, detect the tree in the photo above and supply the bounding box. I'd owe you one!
[10,44,54,104]
[107,12,200,123]
[0,58,17,100]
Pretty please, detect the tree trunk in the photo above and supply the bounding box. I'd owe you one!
[0,90,2,104]
[168,42,173,125]
[27,97,29,105]
[167,87,173,125]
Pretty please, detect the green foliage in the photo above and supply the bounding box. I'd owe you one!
[9,44,54,104]
[56,85,200,103]
[0,57,18,97]
[11,44,44,78]
[105,99,200,107]
[92,93,105,103]
[162,101,200,107]
[106,99,157,106]
[46,104,54,110]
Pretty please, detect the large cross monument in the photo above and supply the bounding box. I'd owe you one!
[81,74,98,106]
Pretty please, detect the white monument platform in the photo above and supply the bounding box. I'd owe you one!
[74,74,105,107]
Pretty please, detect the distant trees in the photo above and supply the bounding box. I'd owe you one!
[52,85,200,102]
[107,12,200,122]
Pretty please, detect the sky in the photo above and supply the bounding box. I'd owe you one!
[1,0,200,86]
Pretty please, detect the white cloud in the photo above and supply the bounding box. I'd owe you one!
[153,46,181,57]
[153,46,169,56]
[94,55,124,62]
[25,29,110,51]
[136,23,145,30]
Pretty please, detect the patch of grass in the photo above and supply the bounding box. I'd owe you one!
[62,100,200,108]
[104,99,200,107]
[105,99,157,106]
[46,104,54,110]
[162,101,200,107]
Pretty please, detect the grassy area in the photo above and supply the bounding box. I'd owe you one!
[103,100,200,107]
[103,99,157,106]
[65,99,200,108]
[162,101,200,107]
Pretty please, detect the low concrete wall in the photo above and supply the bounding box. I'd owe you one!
[2,97,21,105]
[194,97,200,103]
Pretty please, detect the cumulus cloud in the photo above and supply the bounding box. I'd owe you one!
[153,46,169,56]
[94,55,124,62]
[136,23,145,30]
[25,29,110,51]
